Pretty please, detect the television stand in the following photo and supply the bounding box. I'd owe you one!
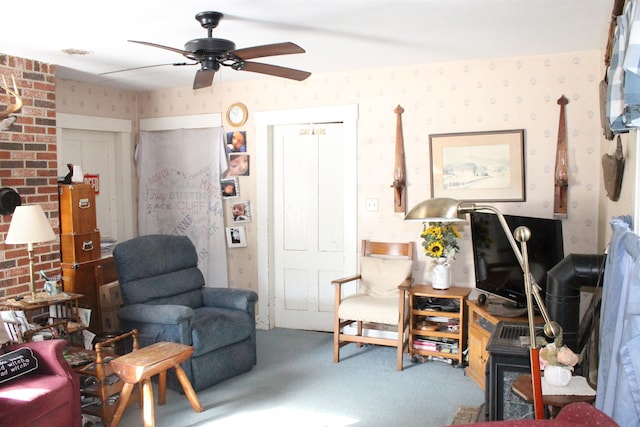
[465,299,541,390]
[486,301,528,318]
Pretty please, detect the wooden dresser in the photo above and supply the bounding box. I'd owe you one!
[59,183,101,263]
[59,184,117,332]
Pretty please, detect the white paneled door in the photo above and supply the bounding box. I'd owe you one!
[273,123,345,331]
[58,129,117,240]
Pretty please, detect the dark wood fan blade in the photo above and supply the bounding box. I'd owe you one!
[129,40,191,57]
[239,61,311,81]
[193,69,216,90]
[231,42,305,60]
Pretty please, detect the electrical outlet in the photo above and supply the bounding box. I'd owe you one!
[366,198,378,212]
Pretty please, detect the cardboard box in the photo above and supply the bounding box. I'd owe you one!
[100,307,120,332]
[99,281,123,309]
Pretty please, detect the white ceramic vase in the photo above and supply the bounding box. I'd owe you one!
[71,165,84,183]
[432,257,451,290]
[544,365,572,387]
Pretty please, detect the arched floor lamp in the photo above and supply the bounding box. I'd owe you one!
[405,197,562,419]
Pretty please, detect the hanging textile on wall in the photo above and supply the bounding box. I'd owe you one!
[137,127,229,287]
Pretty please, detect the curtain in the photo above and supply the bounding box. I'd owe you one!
[136,127,229,287]
[596,216,640,426]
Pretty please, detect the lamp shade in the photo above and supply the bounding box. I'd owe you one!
[5,205,56,245]
[404,198,469,222]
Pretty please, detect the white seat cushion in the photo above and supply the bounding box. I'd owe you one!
[338,294,399,324]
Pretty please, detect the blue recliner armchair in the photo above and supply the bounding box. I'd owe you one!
[112,234,258,392]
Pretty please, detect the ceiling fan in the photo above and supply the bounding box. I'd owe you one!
[127,11,311,90]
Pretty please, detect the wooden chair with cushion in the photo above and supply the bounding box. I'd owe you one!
[331,240,414,371]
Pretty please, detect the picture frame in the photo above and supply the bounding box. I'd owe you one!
[228,154,250,176]
[225,226,247,248]
[226,130,247,153]
[231,200,251,223]
[429,129,525,202]
[220,177,239,199]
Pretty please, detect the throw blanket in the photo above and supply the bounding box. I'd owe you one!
[596,216,640,426]
[136,127,229,287]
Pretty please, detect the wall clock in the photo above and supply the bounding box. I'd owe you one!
[226,102,248,127]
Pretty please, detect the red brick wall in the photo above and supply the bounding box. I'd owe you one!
[0,54,59,297]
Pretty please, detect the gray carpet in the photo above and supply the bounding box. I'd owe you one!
[109,328,484,427]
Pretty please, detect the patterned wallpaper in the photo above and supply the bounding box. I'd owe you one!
[56,80,138,121]
[57,49,606,290]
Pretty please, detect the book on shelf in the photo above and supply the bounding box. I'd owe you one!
[413,340,438,351]
[412,336,459,353]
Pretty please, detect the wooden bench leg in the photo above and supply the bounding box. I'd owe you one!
[142,377,155,427]
[111,382,134,427]
[138,383,144,408]
[174,365,204,413]
[158,370,167,405]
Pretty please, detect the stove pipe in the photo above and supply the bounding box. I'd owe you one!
[545,253,605,352]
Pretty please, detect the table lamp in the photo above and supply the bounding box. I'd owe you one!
[405,197,562,419]
[5,204,56,303]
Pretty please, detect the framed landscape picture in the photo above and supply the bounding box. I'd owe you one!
[429,129,525,202]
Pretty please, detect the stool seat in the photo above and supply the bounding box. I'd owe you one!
[512,374,596,418]
[109,341,204,427]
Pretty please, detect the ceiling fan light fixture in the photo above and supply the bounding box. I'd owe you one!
[184,38,236,54]
[230,59,246,71]
[200,58,220,71]
[195,11,224,33]
[129,10,310,90]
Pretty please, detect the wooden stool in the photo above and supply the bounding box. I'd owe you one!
[109,341,204,427]
[512,374,596,418]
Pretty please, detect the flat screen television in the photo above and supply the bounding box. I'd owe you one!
[469,211,564,309]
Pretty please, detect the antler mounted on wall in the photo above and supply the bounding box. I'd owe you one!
[0,75,23,130]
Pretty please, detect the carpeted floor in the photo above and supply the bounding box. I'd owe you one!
[93,328,484,427]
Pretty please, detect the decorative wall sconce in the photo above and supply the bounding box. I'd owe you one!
[554,95,569,218]
[390,105,406,213]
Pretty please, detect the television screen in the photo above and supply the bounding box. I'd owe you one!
[470,211,564,308]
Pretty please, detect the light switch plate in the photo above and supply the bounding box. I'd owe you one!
[366,198,378,212]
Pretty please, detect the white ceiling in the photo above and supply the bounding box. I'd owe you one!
[3,0,614,92]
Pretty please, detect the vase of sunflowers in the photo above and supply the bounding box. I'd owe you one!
[420,222,461,290]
